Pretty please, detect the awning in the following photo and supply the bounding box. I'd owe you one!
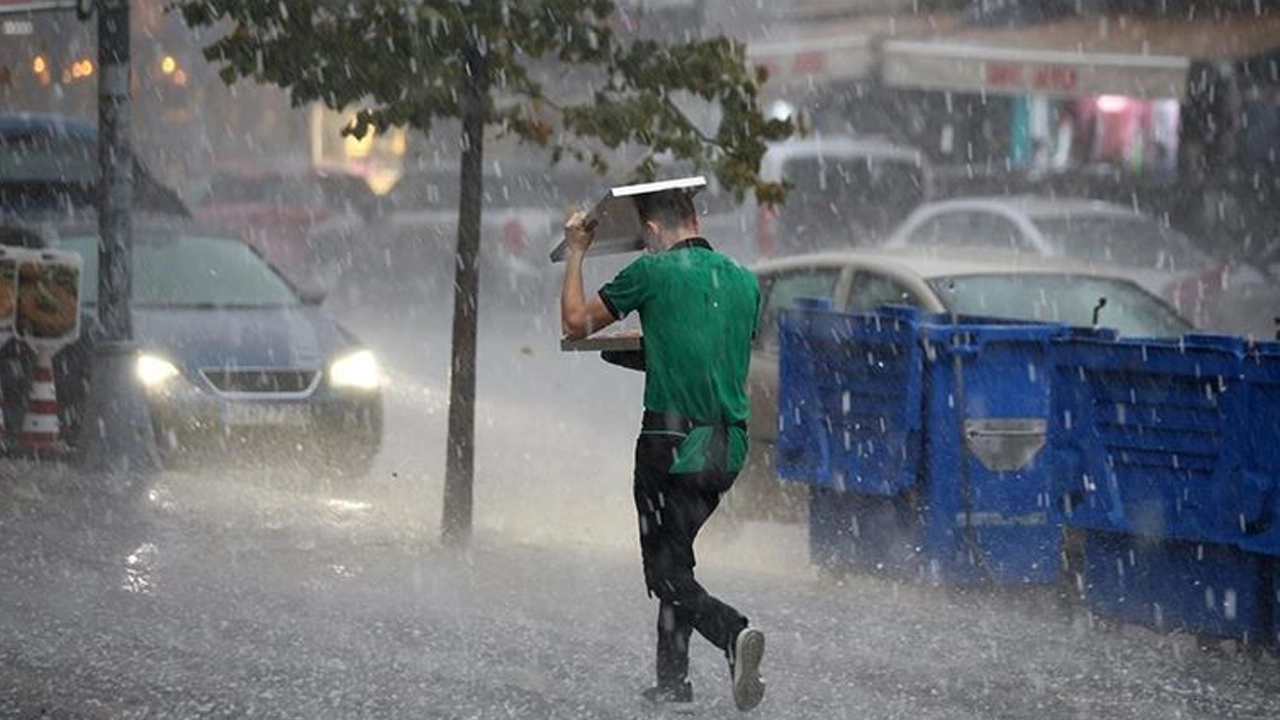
[882,14,1280,100]
[747,13,959,87]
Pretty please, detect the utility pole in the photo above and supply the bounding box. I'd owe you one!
[96,0,130,341]
[77,0,161,483]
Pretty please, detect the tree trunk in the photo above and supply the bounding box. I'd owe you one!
[441,46,488,546]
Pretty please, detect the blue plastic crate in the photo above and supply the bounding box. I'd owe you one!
[808,486,922,576]
[778,304,923,496]
[1240,342,1280,557]
[1271,560,1280,647]
[1053,333,1250,546]
[914,318,1065,585]
[1081,531,1266,642]
[781,305,1067,585]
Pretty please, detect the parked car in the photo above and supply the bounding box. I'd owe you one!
[881,196,1276,335]
[0,112,189,216]
[628,135,932,267]
[730,249,1195,524]
[754,134,932,259]
[2,213,384,477]
[190,167,371,289]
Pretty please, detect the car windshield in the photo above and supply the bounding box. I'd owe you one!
[928,273,1193,337]
[1031,215,1211,272]
[56,231,300,308]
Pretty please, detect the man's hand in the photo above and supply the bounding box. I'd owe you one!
[564,210,597,254]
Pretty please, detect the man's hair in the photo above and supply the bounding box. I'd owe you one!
[635,189,697,230]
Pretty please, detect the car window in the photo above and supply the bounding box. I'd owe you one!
[928,273,1193,337]
[906,215,949,245]
[1031,216,1212,271]
[907,210,1029,252]
[756,267,841,348]
[57,232,300,308]
[847,271,922,313]
[970,213,1032,251]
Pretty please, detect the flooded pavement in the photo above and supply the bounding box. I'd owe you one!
[2,307,1280,719]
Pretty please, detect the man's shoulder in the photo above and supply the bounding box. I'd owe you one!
[714,252,757,286]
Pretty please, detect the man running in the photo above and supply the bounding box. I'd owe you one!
[560,187,766,713]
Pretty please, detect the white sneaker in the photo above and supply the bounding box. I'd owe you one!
[730,627,766,712]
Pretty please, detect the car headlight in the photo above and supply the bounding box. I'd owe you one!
[329,349,381,390]
[136,354,180,388]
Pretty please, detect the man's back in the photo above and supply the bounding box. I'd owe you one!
[600,238,759,473]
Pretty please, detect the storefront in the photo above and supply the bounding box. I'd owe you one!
[745,12,960,132]
[878,13,1280,180]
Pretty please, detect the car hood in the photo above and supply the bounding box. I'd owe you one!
[133,305,355,372]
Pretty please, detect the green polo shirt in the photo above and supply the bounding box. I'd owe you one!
[599,237,760,473]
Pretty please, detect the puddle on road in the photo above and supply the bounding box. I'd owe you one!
[122,542,158,595]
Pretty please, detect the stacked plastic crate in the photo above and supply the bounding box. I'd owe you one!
[1052,332,1273,643]
[1242,341,1280,647]
[778,304,1066,586]
[780,301,1280,646]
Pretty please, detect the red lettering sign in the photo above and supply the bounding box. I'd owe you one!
[986,61,1079,93]
[985,62,1023,87]
[793,51,826,75]
[1031,65,1078,92]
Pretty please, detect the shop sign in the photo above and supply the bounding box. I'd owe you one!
[984,61,1079,93]
[883,39,1190,100]
[3,18,33,33]
[748,35,873,85]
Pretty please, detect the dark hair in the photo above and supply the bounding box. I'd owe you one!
[634,189,697,230]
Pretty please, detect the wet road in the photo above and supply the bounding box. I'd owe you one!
[2,300,1280,719]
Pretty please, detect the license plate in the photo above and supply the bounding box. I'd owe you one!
[222,403,311,427]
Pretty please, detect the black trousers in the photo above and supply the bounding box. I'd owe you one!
[633,432,749,688]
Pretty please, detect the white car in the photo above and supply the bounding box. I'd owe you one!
[882,196,1275,336]
[696,134,932,265]
[730,248,1194,524]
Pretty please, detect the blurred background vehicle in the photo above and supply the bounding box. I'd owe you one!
[1,212,384,478]
[348,164,595,310]
[753,134,933,258]
[730,248,1194,525]
[882,196,1279,336]
[188,165,374,290]
[0,112,188,216]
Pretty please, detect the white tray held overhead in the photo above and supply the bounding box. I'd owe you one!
[548,175,707,262]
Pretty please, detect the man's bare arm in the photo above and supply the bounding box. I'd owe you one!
[560,212,618,340]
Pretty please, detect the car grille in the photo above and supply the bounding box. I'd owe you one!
[201,369,320,396]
